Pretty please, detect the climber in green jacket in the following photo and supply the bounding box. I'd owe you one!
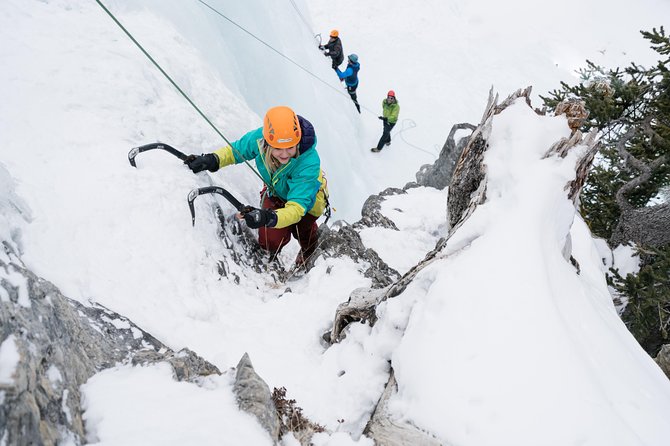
[372,90,400,153]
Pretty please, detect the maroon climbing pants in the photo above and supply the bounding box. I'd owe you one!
[258,195,319,261]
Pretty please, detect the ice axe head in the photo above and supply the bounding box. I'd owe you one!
[128,147,140,167]
[187,188,199,226]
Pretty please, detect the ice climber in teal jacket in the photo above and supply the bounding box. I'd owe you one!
[185,106,328,266]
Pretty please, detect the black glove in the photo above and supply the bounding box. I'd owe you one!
[378,116,384,120]
[318,45,325,50]
[185,153,219,173]
[242,207,278,229]
[324,52,330,57]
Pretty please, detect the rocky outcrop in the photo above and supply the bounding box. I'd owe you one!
[0,240,321,445]
[415,122,476,191]
[356,188,405,230]
[0,243,221,445]
[310,187,408,289]
[234,353,281,443]
[214,210,286,284]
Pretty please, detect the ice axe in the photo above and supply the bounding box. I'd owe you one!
[187,186,250,226]
[128,142,188,167]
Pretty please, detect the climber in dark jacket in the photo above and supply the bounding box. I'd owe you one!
[336,54,361,113]
[319,30,344,70]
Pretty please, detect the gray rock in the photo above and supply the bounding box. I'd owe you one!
[233,353,281,443]
[313,224,400,289]
[356,187,405,230]
[415,123,476,190]
[0,243,220,445]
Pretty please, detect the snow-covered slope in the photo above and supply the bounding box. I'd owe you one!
[2,0,670,445]
[379,101,670,445]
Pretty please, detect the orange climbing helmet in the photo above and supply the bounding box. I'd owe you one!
[387,90,396,98]
[263,106,302,149]
[330,29,339,38]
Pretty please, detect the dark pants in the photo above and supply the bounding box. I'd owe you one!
[376,120,396,150]
[258,195,319,261]
[347,85,361,113]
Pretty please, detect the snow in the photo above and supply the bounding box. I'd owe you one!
[80,362,272,445]
[62,389,73,425]
[612,244,641,278]
[359,187,449,274]
[0,335,20,385]
[1,0,670,444]
[387,101,670,445]
[1,266,31,308]
[47,364,64,388]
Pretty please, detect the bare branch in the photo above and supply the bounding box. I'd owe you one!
[614,119,669,210]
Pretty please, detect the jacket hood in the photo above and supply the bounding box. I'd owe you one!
[297,115,315,154]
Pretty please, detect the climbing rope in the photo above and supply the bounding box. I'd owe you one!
[391,119,439,159]
[98,0,434,163]
[288,0,317,37]
[196,0,359,106]
[93,0,273,192]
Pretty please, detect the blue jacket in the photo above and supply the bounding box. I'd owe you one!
[337,61,360,87]
[213,116,328,228]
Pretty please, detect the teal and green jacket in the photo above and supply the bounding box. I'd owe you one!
[213,116,327,228]
[382,99,400,124]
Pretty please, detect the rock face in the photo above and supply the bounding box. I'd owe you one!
[0,243,220,445]
[415,123,476,191]
[310,187,408,289]
[0,240,326,445]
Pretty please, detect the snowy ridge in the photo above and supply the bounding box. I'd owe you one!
[379,100,670,444]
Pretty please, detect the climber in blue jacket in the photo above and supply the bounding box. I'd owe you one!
[336,54,361,113]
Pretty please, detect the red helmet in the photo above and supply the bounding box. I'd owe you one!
[387,90,396,98]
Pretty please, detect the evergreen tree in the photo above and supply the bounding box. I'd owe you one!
[609,246,670,353]
[542,27,669,239]
[542,27,670,355]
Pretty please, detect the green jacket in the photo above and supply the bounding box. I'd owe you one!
[382,99,400,124]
